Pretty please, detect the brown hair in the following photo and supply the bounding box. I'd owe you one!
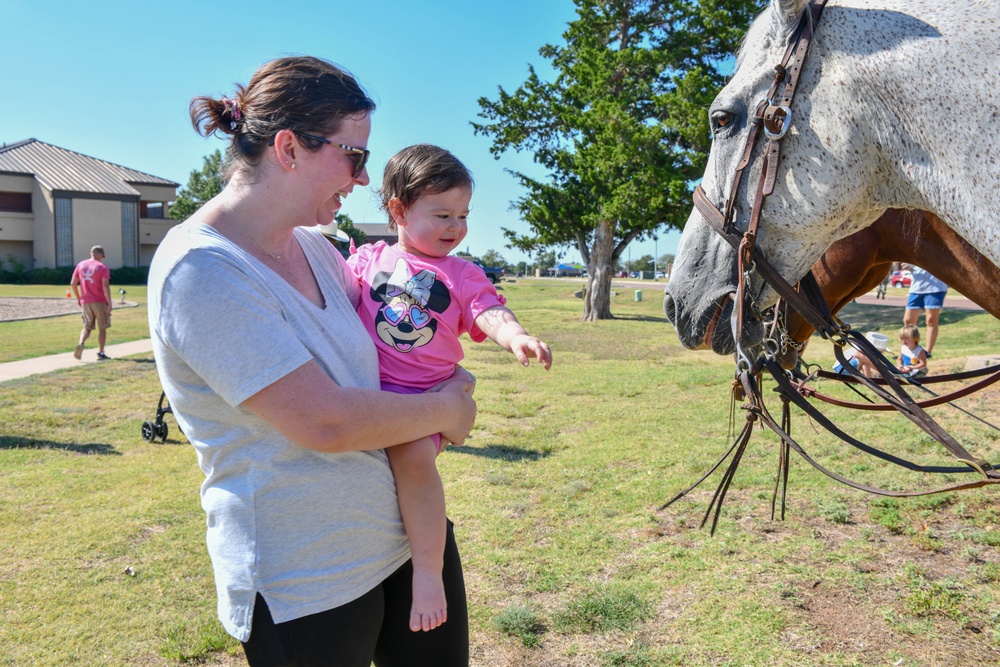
[377,144,473,229]
[899,324,920,342]
[189,56,375,180]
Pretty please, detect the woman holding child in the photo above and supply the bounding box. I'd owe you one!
[147,56,475,666]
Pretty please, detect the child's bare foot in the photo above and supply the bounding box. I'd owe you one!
[409,568,447,632]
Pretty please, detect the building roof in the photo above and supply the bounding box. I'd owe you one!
[355,222,393,237]
[0,138,179,196]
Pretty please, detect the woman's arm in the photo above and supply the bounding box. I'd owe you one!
[475,306,552,369]
[242,360,477,453]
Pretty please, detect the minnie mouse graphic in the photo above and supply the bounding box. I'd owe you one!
[370,258,452,354]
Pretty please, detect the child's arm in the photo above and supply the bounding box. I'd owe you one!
[909,348,928,372]
[475,305,552,370]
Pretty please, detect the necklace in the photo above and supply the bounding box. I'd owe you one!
[237,218,291,262]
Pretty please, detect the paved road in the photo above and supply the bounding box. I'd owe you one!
[851,291,984,311]
[609,279,985,312]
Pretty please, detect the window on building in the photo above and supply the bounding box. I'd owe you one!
[55,197,73,266]
[121,202,138,267]
[0,191,32,213]
[140,201,164,219]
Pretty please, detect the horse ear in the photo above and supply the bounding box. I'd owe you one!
[775,0,811,21]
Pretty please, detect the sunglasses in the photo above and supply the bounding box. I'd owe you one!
[294,131,370,178]
[382,301,432,329]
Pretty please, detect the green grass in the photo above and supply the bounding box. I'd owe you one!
[0,284,151,363]
[2,279,999,666]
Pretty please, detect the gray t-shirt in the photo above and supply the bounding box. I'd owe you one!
[147,222,409,641]
[908,266,948,294]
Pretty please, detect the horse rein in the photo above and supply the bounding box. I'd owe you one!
[668,0,998,529]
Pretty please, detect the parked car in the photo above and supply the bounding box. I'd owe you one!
[473,261,503,284]
[891,269,912,288]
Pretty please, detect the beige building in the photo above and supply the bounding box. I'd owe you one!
[353,222,396,247]
[0,138,179,270]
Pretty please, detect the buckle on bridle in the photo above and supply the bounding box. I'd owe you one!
[763,103,792,140]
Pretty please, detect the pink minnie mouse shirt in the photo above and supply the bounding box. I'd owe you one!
[347,241,507,390]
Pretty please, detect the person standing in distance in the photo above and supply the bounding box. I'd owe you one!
[70,244,112,360]
[903,265,948,357]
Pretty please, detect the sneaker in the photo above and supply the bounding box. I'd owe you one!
[925,351,933,359]
[74,344,83,360]
[97,352,110,360]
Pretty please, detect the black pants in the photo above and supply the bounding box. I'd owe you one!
[242,521,469,667]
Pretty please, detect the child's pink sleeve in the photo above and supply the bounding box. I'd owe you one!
[460,263,507,342]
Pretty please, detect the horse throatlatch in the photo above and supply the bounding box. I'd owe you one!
[665,0,1000,533]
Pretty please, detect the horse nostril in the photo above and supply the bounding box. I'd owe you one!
[663,293,678,324]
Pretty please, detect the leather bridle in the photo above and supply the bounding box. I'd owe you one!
[666,0,999,532]
[693,0,833,348]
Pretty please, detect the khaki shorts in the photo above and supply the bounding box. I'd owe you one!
[81,302,111,331]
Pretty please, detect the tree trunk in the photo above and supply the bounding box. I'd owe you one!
[582,219,616,321]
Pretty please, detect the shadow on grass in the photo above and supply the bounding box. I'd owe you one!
[612,313,669,323]
[448,443,551,462]
[836,302,984,332]
[0,435,120,455]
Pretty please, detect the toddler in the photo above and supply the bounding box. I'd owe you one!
[347,144,552,633]
[897,324,928,377]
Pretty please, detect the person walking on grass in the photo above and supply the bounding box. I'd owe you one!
[347,144,552,633]
[70,245,112,360]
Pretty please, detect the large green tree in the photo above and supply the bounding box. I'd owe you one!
[479,249,507,268]
[473,0,761,320]
[169,150,225,221]
[335,214,366,246]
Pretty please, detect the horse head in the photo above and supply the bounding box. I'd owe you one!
[665,0,906,353]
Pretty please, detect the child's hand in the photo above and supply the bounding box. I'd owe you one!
[510,334,552,370]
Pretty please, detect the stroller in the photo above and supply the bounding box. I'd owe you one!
[141,391,177,443]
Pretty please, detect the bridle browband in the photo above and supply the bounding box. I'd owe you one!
[667,0,998,532]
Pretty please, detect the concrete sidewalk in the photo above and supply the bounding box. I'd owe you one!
[0,339,154,383]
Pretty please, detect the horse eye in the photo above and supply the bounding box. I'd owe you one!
[711,111,734,133]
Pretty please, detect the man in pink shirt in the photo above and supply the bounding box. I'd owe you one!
[70,245,112,360]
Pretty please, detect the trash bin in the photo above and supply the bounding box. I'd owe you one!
[634,290,642,302]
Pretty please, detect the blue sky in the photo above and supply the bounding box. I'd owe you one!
[1,0,681,266]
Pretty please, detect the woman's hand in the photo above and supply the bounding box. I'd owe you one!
[429,367,477,446]
[431,366,476,395]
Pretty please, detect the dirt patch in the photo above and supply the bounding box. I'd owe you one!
[0,297,137,322]
[791,581,1000,666]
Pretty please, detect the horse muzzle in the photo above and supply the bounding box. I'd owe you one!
[663,290,765,355]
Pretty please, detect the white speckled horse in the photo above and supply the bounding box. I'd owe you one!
[663,0,1000,354]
